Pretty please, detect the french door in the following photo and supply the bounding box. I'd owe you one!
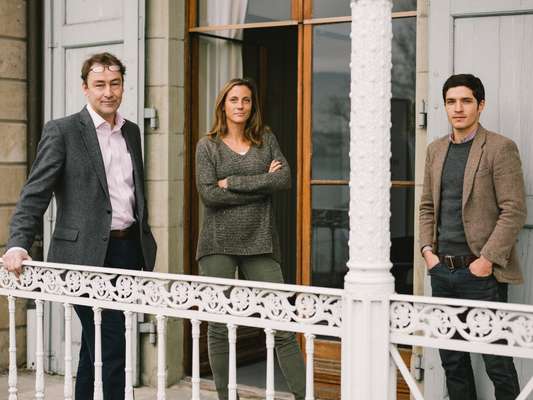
[186,1,417,398]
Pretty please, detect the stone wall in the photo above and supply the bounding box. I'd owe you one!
[413,0,429,300]
[141,0,186,386]
[0,0,27,370]
[412,0,429,392]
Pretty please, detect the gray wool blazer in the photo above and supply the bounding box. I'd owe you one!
[8,107,157,271]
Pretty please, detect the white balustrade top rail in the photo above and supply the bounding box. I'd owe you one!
[390,293,533,359]
[0,260,343,337]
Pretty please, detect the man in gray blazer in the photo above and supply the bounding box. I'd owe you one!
[3,52,156,400]
[419,74,526,400]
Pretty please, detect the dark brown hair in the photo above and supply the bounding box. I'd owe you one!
[442,74,485,105]
[80,52,126,84]
[208,78,269,145]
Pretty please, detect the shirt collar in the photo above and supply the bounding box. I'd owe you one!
[86,103,125,132]
[449,125,478,144]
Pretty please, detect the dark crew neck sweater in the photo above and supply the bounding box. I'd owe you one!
[437,141,474,255]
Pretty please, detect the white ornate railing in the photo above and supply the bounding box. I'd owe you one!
[0,259,342,400]
[4,261,533,399]
[389,294,533,400]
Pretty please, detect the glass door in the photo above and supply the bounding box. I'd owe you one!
[186,1,417,397]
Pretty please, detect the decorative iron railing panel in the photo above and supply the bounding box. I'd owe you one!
[0,260,343,337]
[389,294,533,359]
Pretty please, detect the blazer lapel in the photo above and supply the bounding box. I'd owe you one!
[462,126,487,208]
[122,122,145,217]
[432,137,450,222]
[79,107,110,200]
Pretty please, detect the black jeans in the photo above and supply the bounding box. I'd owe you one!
[74,236,144,400]
[430,263,520,400]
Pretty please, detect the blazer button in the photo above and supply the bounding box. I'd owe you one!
[107,209,112,214]
[102,236,108,242]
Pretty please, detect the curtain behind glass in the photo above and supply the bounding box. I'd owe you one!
[198,0,248,137]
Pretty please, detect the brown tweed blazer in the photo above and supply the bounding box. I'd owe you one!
[419,125,527,284]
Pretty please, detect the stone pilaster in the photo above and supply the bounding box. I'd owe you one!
[141,0,186,386]
[0,0,27,370]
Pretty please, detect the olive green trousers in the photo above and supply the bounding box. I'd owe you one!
[199,254,306,400]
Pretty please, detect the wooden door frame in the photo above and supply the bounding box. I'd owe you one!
[183,4,418,397]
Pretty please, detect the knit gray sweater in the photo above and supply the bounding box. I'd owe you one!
[195,131,290,262]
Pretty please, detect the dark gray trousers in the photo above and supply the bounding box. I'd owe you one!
[74,236,144,400]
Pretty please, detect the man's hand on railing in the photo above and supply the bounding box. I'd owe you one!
[1,248,32,278]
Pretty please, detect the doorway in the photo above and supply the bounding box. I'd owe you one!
[191,25,298,375]
[186,1,418,397]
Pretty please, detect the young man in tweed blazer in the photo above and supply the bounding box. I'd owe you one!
[419,74,527,400]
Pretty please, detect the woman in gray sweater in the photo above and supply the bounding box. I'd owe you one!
[195,78,305,400]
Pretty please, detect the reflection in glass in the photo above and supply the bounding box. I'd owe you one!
[311,186,414,292]
[312,19,416,181]
[391,17,416,181]
[312,0,416,18]
[312,24,350,180]
[311,186,349,288]
[312,0,349,18]
[198,0,291,27]
[390,187,414,294]
[392,0,417,12]
[197,34,244,139]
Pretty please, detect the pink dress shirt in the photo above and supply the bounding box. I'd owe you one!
[87,104,136,230]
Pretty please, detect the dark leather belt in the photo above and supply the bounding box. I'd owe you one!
[110,223,137,240]
[438,254,477,270]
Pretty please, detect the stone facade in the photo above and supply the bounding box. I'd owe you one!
[0,0,431,388]
[413,0,429,296]
[411,0,429,391]
[0,0,27,371]
[141,0,186,386]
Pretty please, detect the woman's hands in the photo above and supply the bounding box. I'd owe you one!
[217,160,282,189]
[269,160,282,173]
[217,178,228,189]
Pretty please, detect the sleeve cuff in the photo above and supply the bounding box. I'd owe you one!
[421,245,433,255]
[5,247,29,256]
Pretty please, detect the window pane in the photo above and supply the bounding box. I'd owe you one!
[198,0,291,27]
[311,185,349,288]
[390,186,414,294]
[312,0,350,18]
[391,17,416,181]
[197,33,248,135]
[312,20,416,181]
[312,24,350,180]
[312,0,416,18]
[311,186,414,291]
[393,0,417,13]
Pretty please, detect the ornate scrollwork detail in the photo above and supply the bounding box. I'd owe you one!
[390,300,533,348]
[0,265,342,328]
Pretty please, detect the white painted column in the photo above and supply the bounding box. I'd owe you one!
[227,324,238,400]
[342,1,394,399]
[264,328,275,400]
[93,307,104,400]
[156,315,167,400]
[305,333,315,400]
[124,311,134,400]
[191,320,201,400]
[8,296,18,400]
[64,303,73,400]
[35,300,44,400]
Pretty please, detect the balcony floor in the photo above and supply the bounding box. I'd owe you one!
[0,369,294,399]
